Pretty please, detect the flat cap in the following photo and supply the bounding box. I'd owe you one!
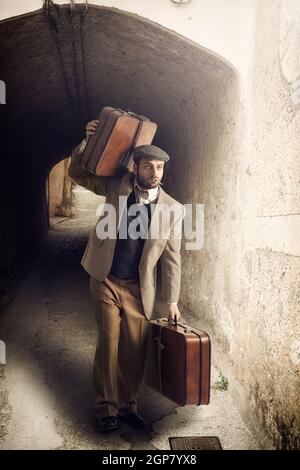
[133,145,170,163]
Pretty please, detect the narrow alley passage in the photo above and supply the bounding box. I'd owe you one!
[1,1,300,451]
[0,184,262,450]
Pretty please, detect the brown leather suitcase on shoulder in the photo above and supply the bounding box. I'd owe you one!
[144,318,211,406]
[80,106,157,176]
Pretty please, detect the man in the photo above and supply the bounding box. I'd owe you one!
[69,119,185,432]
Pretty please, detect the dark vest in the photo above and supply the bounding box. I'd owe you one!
[109,190,156,279]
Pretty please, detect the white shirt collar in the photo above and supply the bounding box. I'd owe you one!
[134,177,159,204]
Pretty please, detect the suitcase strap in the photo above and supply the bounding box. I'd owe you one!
[154,318,178,393]
[115,106,150,168]
[155,322,169,394]
[121,119,143,168]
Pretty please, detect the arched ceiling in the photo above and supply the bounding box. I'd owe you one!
[0,5,238,173]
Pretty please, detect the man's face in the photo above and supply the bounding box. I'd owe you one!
[133,157,165,189]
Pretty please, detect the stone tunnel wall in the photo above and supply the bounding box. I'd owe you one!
[238,0,300,449]
[176,0,300,450]
[0,3,299,449]
[47,158,73,218]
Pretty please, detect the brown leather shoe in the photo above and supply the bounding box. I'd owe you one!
[97,416,119,432]
[117,412,146,428]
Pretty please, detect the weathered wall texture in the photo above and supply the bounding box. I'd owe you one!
[242,0,300,449]
[47,158,73,217]
[178,0,300,449]
[0,1,299,449]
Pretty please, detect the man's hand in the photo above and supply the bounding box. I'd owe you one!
[168,303,181,325]
[85,119,99,138]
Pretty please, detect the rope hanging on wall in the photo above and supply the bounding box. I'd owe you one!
[70,0,89,122]
[79,4,89,120]
[43,0,89,127]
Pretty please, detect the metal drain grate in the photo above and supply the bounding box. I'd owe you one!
[169,436,223,450]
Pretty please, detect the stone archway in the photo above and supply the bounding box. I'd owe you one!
[0,4,241,314]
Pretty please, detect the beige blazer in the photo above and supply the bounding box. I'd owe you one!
[68,146,184,320]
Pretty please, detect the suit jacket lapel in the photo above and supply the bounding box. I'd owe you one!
[116,171,135,230]
[140,185,169,264]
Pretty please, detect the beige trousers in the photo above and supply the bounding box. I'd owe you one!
[90,273,150,419]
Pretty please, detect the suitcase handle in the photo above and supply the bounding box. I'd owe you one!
[168,316,178,327]
[158,317,208,336]
[157,317,178,328]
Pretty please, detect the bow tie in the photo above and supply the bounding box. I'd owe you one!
[134,186,149,204]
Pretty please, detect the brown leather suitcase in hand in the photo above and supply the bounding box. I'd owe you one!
[80,106,157,176]
[144,318,211,406]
